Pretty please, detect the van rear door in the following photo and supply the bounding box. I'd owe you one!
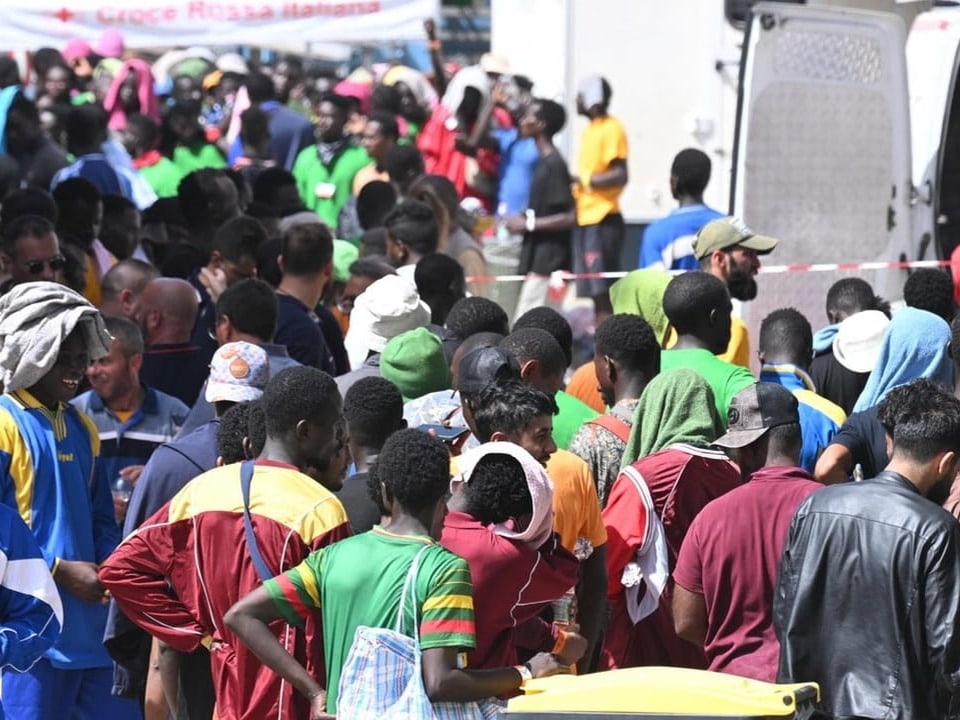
[731,2,913,348]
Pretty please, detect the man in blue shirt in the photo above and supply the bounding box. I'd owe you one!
[639,148,723,271]
[71,317,189,523]
[228,73,315,171]
[758,308,846,474]
[0,282,139,720]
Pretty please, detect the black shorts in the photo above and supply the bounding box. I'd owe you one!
[573,214,625,298]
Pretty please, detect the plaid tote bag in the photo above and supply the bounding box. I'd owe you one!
[337,545,502,720]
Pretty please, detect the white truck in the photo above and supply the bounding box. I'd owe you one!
[491,0,960,339]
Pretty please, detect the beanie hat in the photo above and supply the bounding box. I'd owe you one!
[380,327,451,402]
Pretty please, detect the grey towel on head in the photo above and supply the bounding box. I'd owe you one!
[0,281,113,392]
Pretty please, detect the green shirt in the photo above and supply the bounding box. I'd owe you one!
[264,527,475,713]
[553,390,599,450]
[292,143,370,229]
[172,143,227,174]
[139,156,185,198]
[660,347,755,421]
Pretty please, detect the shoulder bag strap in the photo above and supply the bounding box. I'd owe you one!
[240,460,276,584]
[588,413,632,443]
[395,545,434,641]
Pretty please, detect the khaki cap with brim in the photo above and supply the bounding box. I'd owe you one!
[693,216,779,260]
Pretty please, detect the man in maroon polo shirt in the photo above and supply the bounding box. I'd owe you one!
[672,382,821,681]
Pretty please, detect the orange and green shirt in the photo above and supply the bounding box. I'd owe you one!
[265,527,475,713]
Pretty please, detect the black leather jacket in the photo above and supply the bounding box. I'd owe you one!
[775,471,960,719]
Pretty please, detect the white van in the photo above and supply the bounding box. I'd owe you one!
[493,0,957,346]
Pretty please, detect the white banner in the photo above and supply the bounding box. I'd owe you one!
[0,0,439,50]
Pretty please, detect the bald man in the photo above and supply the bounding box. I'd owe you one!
[135,277,208,405]
[99,259,160,320]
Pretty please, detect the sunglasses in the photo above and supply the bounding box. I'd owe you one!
[25,255,67,276]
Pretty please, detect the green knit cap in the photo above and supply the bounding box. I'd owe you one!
[380,327,451,402]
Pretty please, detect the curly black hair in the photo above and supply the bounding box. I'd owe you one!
[445,296,510,341]
[500,328,567,376]
[217,401,252,464]
[344,376,405,450]
[903,269,955,323]
[594,313,659,376]
[513,307,573,367]
[759,308,813,367]
[376,428,450,514]
[261,367,340,437]
[463,453,532,525]
[247,399,266,458]
[472,379,557,443]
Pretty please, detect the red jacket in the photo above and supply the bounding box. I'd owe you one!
[100,461,351,720]
[601,445,742,670]
[440,510,578,671]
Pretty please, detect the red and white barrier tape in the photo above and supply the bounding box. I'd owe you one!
[466,259,951,284]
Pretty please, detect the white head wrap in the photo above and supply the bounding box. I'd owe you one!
[0,282,112,392]
[452,442,554,549]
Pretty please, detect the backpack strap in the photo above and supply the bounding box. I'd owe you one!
[588,413,632,443]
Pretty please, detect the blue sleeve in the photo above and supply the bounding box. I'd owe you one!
[494,128,518,154]
[226,136,243,166]
[639,223,666,269]
[0,507,62,670]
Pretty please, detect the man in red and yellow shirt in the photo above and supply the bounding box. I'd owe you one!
[100,367,351,720]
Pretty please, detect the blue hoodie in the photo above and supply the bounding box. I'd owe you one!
[853,307,954,413]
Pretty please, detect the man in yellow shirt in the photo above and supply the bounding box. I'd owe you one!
[692,216,779,368]
[573,75,628,325]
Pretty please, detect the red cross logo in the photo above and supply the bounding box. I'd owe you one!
[54,7,74,22]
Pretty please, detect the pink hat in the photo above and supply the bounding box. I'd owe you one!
[62,39,92,64]
[93,29,125,59]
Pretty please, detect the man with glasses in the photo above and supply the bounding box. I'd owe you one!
[0,215,67,293]
[0,282,140,720]
[692,217,779,369]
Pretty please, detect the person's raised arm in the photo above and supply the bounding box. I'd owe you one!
[424,18,448,97]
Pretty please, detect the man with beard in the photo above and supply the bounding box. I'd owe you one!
[776,378,960,719]
[693,217,779,368]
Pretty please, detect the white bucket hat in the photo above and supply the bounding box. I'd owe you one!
[832,309,891,374]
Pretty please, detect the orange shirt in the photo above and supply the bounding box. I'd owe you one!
[565,362,606,415]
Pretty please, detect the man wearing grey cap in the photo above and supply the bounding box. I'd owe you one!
[692,216,779,368]
[673,382,820,683]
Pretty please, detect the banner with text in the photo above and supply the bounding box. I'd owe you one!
[0,0,439,50]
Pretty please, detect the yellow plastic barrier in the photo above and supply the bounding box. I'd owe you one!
[504,666,820,719]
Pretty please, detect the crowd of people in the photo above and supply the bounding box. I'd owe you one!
[0,20,957,720]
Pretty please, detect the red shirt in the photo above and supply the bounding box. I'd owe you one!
[673,465,821,681]
[100,462,351,720]
[416,106,499,212]
[440,510,578,670]
[601,444,742,669]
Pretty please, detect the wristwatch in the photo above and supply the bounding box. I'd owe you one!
[514,662,533,688]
